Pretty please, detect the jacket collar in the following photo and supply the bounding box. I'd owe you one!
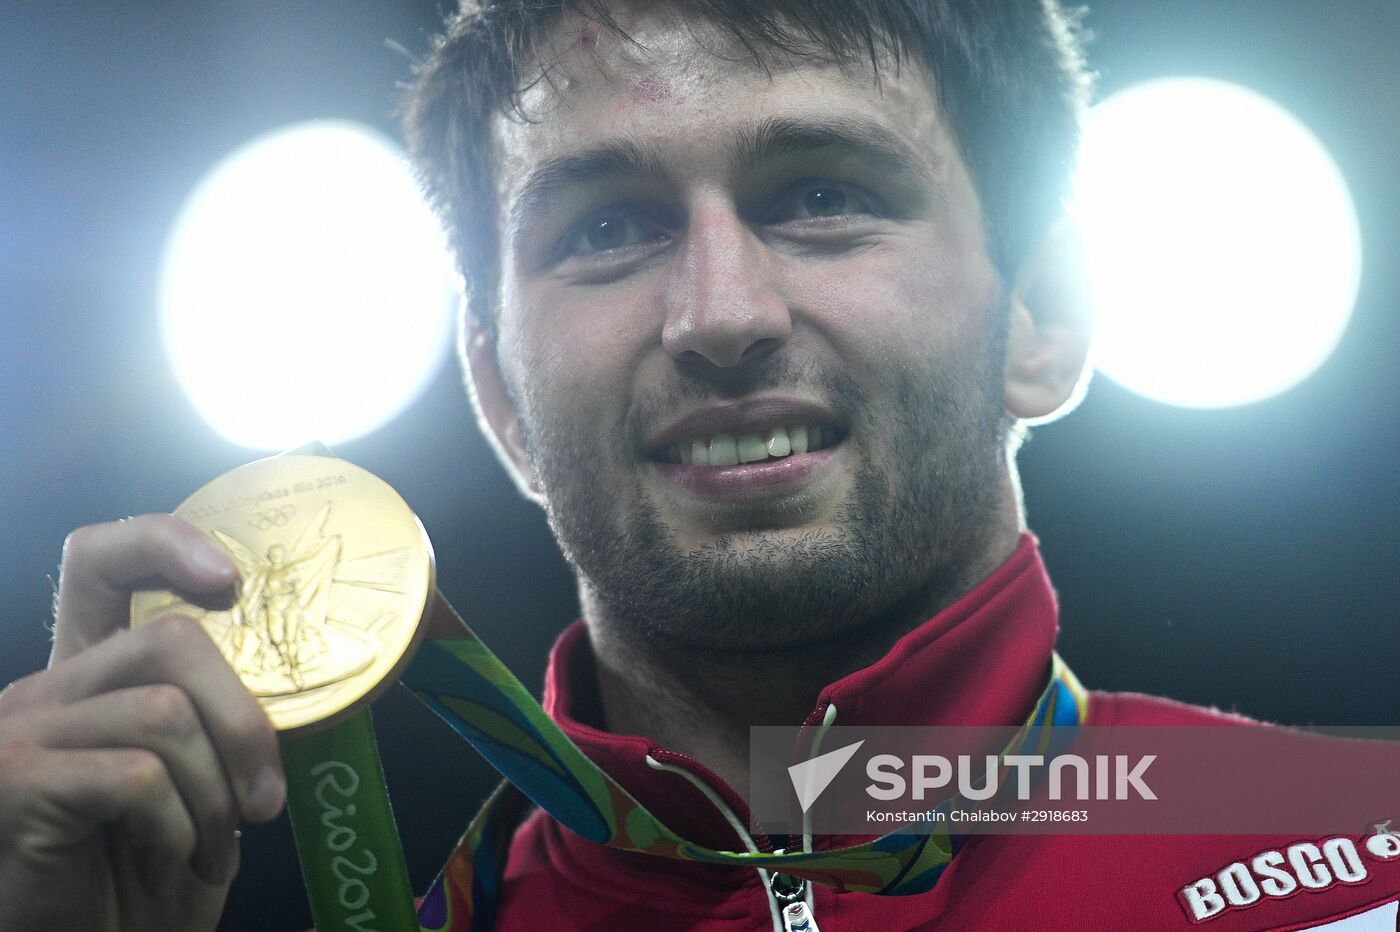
[539,533,1058,851]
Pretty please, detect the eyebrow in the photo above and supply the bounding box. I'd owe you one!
[509,139,670,239]
[507,115,938,237]
[732,115,940,188]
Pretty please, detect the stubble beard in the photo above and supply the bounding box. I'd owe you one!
[522,319,1010,654]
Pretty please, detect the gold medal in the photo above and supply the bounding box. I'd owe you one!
[130,455,435,733]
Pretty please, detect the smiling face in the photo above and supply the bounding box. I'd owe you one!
[477,6,1026,650]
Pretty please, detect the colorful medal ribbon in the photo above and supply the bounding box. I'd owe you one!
[403,606,1088,932]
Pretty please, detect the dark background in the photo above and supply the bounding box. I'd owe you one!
[1,2,1396,928]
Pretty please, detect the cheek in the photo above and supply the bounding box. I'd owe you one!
[786,231,1001,362]
[501,284,654,437]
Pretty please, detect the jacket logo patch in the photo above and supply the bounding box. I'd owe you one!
[1177,824,1400,924]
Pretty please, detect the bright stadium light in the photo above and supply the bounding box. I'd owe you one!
[160,120,457,449]
[1072,78,1362,409]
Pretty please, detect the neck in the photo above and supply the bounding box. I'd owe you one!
[584,523,1020,800]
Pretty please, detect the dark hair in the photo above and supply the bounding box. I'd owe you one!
[403,0,1091,338]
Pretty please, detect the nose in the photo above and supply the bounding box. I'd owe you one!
[660,200,791,369]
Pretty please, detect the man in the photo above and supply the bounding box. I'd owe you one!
[1,1,1397,930]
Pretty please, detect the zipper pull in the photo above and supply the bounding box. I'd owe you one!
[770,873,822,932]
[781,901,820,932]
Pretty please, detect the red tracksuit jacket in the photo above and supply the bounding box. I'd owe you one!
[449,538,1400,930]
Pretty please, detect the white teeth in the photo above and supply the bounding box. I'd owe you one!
[738,434,767,463]
[665,423,833,466]
[765,427,790,457]
[709,434,740,467]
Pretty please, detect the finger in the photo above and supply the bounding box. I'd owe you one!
[13,615,284,824]
[0,745,198,874]
[109,829,238,930]
[32,685,240,885]
[111,828,184,906]
[0,743,220,932]
[53,515,236,663]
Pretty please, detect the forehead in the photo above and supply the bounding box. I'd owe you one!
[491,5,951,196]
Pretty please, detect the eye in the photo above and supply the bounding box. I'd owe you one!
[584,216,628,251]
[561,211,668,259]
[766,181,880,224]
[803,187,850,217]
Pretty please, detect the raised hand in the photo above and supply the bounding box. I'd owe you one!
[0,515,285,932]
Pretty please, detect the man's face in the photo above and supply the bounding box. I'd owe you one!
[486,8,1015,650]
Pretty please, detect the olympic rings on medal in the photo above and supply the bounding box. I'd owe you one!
[249,504,297,530]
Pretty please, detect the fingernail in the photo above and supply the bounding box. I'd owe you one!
[191,538,235,580]
[250,766,286,821]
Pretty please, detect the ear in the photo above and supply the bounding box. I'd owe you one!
[1002,215,1095,425]
[461,313,545,504]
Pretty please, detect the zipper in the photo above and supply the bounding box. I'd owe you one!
[774,703,838,931]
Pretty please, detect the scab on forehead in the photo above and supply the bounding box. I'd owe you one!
[632,75,679,103]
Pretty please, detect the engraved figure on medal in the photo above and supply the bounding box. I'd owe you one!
[213,502,345,691]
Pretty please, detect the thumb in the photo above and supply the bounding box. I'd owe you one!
[52,515,236,665]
